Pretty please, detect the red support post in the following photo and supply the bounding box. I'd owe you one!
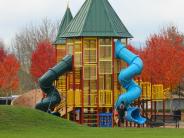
[112,38,115,128]
[150,81,153,119]
[65,40,68,120]
[72,40,76,121]
[66,73,68,119]
[81,37,84,124]
[96,37,99,127]
[137,77,141,128]
[163,99,166,122]
[146,100,148,127]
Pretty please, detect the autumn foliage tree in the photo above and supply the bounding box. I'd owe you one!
[0,47,6,61]
[0,46,20,96]
[140,26,184,88]
[127,44,140,55]
[30,40,56,81]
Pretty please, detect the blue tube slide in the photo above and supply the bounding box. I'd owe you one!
[115,40,146,125]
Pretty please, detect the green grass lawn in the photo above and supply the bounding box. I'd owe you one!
[0,105,183,138]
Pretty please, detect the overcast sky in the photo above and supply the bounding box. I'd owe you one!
[0,0,184,47]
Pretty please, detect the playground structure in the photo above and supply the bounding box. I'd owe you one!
[36,0,172,127]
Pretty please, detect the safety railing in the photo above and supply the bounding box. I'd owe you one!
[99,90,112,107]
[140,82,151,100]
[56,82,171,108]
[67,90,74,106]
[83,93,97,107]
[152,84,164,100]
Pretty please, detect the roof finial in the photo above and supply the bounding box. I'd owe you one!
[67,0,69,9]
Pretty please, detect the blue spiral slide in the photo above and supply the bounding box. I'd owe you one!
[115,40,146,125]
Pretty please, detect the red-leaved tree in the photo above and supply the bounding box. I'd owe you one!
[140,26,184,88]
[30,40,56,81]
[127,44,140,55]
[0,47,20,95]
[0,47,6,61]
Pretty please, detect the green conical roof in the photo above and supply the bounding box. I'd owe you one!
[60,0,133,38]
[54,7,73,44]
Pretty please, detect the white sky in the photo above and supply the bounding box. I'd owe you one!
[0,0,184,47]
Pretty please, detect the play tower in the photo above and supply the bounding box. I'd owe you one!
[53,0,133,127]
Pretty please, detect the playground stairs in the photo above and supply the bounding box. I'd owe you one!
[83,108,99,127]
[54,100,73,117]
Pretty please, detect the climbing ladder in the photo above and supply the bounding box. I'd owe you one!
[83,108,99,127]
